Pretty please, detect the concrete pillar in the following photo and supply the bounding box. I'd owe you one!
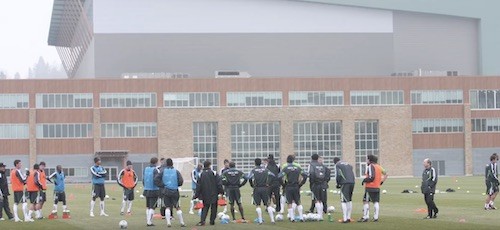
[342,118,356,168]
[280,119,294,165]
[217,120,231,172]
[29,109,37,166]
[93,108,101,154]
[463,104,473,175]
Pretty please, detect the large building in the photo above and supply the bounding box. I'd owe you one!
[0,76,499,182]
[47,0,499,78]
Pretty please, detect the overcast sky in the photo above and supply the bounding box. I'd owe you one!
[0,0,61,78]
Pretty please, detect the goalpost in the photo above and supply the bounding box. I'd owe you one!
[171,157,199,191]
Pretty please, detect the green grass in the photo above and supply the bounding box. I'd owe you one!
[0,176,497,229]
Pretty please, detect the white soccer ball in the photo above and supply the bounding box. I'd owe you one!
[311,214,320,221]
[139,194,145,199]
[305,213,314,221]
[327,206,335,213]
[119,220,128,229]
[275,214,284,221]
[221,214,230,221]
[217,212,225,219]
[382,190,387,194]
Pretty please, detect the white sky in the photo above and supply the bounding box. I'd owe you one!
[0,0,61,78]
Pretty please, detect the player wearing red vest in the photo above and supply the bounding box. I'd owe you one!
[118,161,138,215]
[358,155,387,223]
[35,162,48,219]
[26,164,42,222]
[10,160,28,222]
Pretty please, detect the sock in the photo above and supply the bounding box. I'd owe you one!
[297,205,304,220]
[292,203,297,219]
[13,204,19,220]
[90,200,95,213]
[347,202,353,220]
[35,210,40,218]
[189,200,194,212]
[99,201,105,213]
[223,205,227,213]
[317,202,324,220]
[146,209,150,225]
[485,203,490,208]
[127,201,133,213]
[267,206,275,222]
[280,196,286,213]
[53,204,58,212]
[374,202,380,220]
[22,203,28,218]
[177,210,184,225]
[363,203,369,219]
[490,201,494,207]
[341,203,348,221]
[288,208,293,219]
[165,208,171,225]
[121,200,126,213]
[28,210,33,219]
[256,207,262,222]
[63,205,67,212]
[230,205,236,220]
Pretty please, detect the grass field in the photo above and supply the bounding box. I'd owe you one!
[0,176,498,229]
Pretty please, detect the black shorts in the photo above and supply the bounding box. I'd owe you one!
[13,191,25,204]
[363,188,380,203]
[162,189,180,208]
[285,186,301,205]
[312,184,327,202]
[227,188,242,205]
[39,191,47,202]
[253,187,269,206]
[54,191,66,204]
[486,181,499,195]
[92,184,106,200]
[340,184,354,202]
[123,188,135,201]
[28,191,40,204]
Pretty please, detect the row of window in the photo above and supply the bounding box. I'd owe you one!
[2,90,500,109]
[36,124,93,138]
[3,167,89,179]
[100,123,157,138]
[412,119,464,133]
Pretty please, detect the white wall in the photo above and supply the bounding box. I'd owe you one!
[93,0,393,33]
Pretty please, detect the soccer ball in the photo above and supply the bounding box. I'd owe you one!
[275,214,284,221]
[221,214,230,221]
[382,190,387,194]
[327,206,335,213]
[217,212,225,219]
[119,220,128,229]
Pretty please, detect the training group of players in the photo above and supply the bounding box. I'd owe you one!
[0,153,389,227]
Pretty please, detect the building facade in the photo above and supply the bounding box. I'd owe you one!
[0,76,499,182]
[49,0,482,78]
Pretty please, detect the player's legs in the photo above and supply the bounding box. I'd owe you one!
[189,190,196,214]
[253,188,263,224]
[228,189,236,220]
[359,190,370,222]
[233,189,246,221]
[172,191,185,227]
[13,191,23,221]
[370,191,380,221]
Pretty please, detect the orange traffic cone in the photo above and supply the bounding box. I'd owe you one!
[62,210,71,219]
[217,197,227,206]
[194,201,204,210]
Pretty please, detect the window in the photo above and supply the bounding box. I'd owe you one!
[36,124,93,138]
[412,119,464,133]
[350,91,404,105]
[472,118,500,132]
[293,121,341,173]
[193,122,218,170]
[164,92,220,108]
[470,90,500,109]
[289,91,343,106]
[411,90,463,104]
[101,123,157,138]
[44,167,88,177]
[36,93,92,108]
[0,94,29,109]
[0,124,29,139]
[227,92,282,107]
[100,93,157,108]
[355,120,379,177]
[231,122,280,173]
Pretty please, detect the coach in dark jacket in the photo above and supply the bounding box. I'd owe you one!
[421,158,439,219]
[0,162,14,220]
[195,161,223,226]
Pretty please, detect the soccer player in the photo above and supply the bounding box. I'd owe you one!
[35,162,48,219]
[118,161,138,215]
[308,154,330,221]
[485,154,499,210]
[334,157,355,223]
[358,155,388,222]
[266,154,281,214]
[10,160,28,222]
[48,165,69,215]
[90,157,108,217]
[220,159,230,214]
[0,162,14,221]
[248,158,276,224]
[155,158,185,227]
[221,161,248,222]
[195,160,224,226]
[189,163,202,214]
[159,158,166,219]
[143,157,160,226]
[279,155,308,222]
[422,158,439,218]
[25,164,41,222]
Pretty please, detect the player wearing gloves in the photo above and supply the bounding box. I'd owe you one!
[90,157,108,217]
[118,161,138,215]
[48,165,69,216]
[154,158,186,227]
[248,158,276,224]
[221,161,248,222]
[334,157,355,223]
[279,155,308,222]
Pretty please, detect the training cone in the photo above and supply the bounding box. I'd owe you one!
[48,213,58,219]
[68,193,75,201]
[217,197,227,206]
[194,201,204,210]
